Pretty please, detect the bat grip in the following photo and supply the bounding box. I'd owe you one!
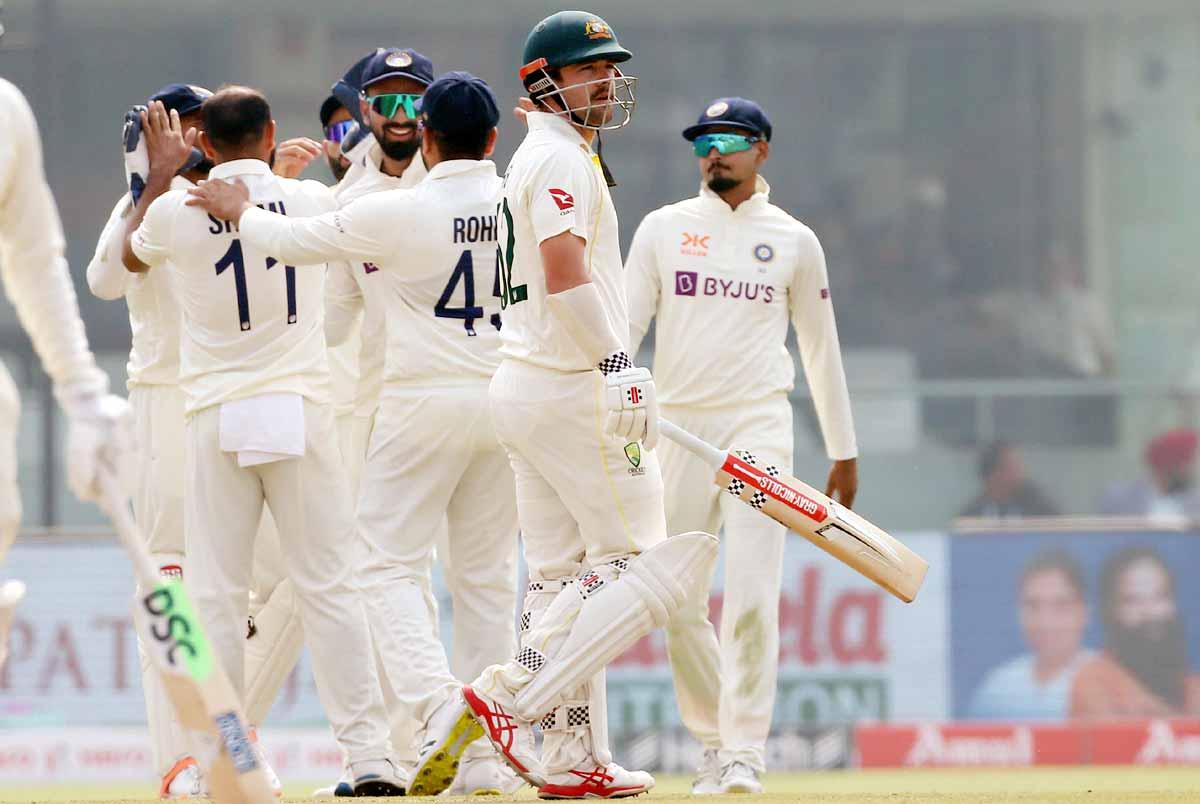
[659,418,726,471]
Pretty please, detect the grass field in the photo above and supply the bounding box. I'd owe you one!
[2,767,1199,804]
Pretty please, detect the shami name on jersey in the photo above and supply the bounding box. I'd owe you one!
[208,201,288,235]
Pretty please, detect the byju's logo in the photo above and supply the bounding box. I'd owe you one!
[675,271,698,296]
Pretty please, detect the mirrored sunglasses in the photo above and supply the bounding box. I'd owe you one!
[324,119,354,144]
[692,132,760,157]
[368,93,421,120]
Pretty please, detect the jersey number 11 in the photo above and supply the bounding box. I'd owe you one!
[214,239,297,331]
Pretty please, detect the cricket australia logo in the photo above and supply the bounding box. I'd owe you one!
[624,442,645,476]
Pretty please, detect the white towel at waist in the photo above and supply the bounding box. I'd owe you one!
[219,393,306,467]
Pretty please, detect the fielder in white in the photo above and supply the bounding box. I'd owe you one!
[626,97,858,794]
[189,71,522,797]
[119,86,405,795]
[0,76,128,668]
[412,12,718,800]
[87,81,324,797]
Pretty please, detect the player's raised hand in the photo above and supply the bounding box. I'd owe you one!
[272,137,322,179]
[141,100,197,181]
[825,457,858,508]
[186,177,251,221]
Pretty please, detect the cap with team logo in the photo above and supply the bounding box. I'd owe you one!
[681,96,772,142]
[418,71,499,135]
[360,48,435,90]
[149,83,213,116]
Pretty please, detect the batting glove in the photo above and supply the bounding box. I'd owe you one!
[601,351,659,450]
[62,393,133,504]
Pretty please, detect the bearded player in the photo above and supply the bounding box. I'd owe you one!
[412,11,717,800]
[625,96,858,793]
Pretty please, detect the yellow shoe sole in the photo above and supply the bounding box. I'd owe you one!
[409,709,485,797]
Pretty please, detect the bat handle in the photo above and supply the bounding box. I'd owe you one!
[659,418,727,471]
[99,475,162,591]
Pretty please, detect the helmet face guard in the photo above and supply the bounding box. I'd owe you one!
[521,58,637,131]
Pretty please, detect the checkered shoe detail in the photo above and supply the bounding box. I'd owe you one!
[516,647,545,674]
[727,478,746,496]
[597,352,633,376]
[749,491,768,510]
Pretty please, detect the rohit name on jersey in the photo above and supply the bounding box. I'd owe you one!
[453,214,497,243]
[208,201,288,234]
[674,270,776,303]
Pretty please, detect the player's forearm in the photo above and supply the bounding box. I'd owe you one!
[238,206,364,266]
[0,225,106,403]
[86,200,133,300]
[121,173,173,272]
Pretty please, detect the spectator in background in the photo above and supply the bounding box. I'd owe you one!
[960,441,1059,519]
[1098,428,1200,521]
[978,240,1116,378]
[969,552,1092,720]
[1071,548,1200,717]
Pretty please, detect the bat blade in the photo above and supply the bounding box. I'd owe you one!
[716,451,928,603]
[106,479,276,804]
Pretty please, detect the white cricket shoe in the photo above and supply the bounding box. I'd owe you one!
[462,684,546,788]
[159,757,206,798]
[446,754,525,796]
[719,760,764,794]
[248,727,283,797]
[690,748,723,795]
[349,758,407,796]
[538,763,654,799]
[311,762,354,797]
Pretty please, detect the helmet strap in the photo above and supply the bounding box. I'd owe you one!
[595,131,617,188]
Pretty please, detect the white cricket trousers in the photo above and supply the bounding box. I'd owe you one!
[659,396,792,773]
[489,360,666,579]
[355,385,518,730]
[128,384,193,778]
[185,399,390,763]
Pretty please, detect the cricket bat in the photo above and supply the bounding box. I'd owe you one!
[100,476,276,803]
[659,419,928,603]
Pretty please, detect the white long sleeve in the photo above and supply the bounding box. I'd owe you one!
[324,260,363,348]
[624,214,662,356]
[788,229,857,460]
[237,188,403,267]
[0,78,106,402]
[86,194,133,301]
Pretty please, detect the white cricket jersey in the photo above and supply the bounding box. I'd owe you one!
[238,159,503,391]
[626,177,857,460]
[0,78,106,400]
[86,180,192,389]
[326,143,428,417]
[496,112,627,373]
[130,159,335,415]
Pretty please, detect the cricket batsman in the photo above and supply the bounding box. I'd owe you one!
[625,97,859,793]
[412,11,718,799]
[0,76,129,669]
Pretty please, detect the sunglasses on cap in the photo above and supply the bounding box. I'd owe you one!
[368,93,421,120]
[692,132,761,157]
[324,119,355,144]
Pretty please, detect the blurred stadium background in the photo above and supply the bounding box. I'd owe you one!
[2,0,1200,792]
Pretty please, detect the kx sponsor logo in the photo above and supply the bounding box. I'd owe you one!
[680,232,710,256]
[673,271,775,303]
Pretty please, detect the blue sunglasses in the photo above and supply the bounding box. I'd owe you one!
[324,119,355,144]
[692,132,761,157]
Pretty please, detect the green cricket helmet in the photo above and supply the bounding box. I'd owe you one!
[519,10,637,131]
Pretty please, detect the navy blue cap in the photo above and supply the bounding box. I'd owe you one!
[419,71,499,136]
[360,48,435,90]
[149,83,212,117]
[319,95,344,127]
[682,97,772,142]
